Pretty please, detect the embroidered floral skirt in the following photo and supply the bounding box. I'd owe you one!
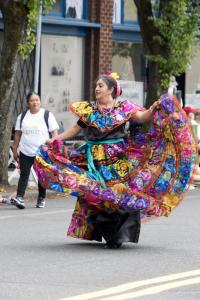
[34,96,197,224]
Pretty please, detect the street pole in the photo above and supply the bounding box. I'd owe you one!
[34,1,42,94]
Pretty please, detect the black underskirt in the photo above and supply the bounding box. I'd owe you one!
[89,208,141,244]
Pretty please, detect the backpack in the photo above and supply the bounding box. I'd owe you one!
[20,109,50,132]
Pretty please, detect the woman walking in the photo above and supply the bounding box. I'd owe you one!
[12,92,59,209]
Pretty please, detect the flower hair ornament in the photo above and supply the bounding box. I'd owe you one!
[103,71,121,97]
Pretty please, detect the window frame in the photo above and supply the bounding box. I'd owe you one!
[113,0,138,25]
[47,0,89,20]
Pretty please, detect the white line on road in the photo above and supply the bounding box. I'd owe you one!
[59,269,200,300]
[0,209,73,220]
[101,277,200,300]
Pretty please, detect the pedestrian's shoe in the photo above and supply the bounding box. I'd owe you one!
[36,197,45,208]
[11,197,25,209]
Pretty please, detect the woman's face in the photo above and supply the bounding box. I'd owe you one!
[188,112,194,122]
[28,94,41,113]
[195,114,200,123]
[95,79,113,103]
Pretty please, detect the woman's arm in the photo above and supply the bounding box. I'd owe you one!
[12,130,21,161]
[54,124,82,141]
[133,101,160,123]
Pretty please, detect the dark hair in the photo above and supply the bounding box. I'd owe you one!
[99,75,122,99]
[26,92,40,103]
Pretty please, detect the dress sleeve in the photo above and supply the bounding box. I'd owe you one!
[15,114,21,131]
[68,101,93,119]
[69,100,145,133]
[48,112,59,132]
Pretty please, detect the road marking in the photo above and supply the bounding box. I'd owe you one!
[101,277,200,300]
[0,209,73,220]
[59,269,200,300]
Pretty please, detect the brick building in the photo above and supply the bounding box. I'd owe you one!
[36,0,145,129]
[0,1,145,129]
[2,1,199,129]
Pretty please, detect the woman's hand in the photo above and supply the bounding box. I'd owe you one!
[133,100,160,123]
[12,148,19,162]
[12,130,21,161]
[149,100,160,113]
[46,136,61,147]
[46,136,58,144]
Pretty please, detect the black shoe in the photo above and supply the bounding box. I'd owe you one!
[36,197,45,208]
[104,242,122,249]
[11,197,25,209]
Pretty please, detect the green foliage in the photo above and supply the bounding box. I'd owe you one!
[116,1,200,90]
[18,0,56,59]
[148,0,200,89]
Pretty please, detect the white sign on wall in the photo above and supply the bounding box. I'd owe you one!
[118,80,144,106]
[41,35,84,130]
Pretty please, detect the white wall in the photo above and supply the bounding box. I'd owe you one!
[41,34,85,130]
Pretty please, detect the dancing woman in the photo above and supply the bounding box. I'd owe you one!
[35,73,197,248]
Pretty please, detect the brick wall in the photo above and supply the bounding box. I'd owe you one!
[85,0,99,100]
[86,0,113,100]
[99,0,113,74]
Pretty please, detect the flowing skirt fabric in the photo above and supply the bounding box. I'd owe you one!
[34,96,197,240]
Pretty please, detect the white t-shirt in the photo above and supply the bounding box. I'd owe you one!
[191,119,200,141]
[15,108,59,157]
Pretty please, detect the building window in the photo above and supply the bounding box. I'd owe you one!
[112,41,144,105]
[112,41,144,81]
[113,0,121,24]
[113,0,138,24]
[41,35,85,130]
[47,0,87,19]
[49,0,62,15]
[65,0,84,19]
[124,0,137,22]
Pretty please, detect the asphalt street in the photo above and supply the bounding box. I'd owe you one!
[0,189,200,300]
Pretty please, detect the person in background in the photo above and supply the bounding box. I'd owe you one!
[182,106,198,124]
[12,92,59,209]
[194,111,200,174]
[182,106,199,147]
[194,111,200,144]
[182,106,200,186]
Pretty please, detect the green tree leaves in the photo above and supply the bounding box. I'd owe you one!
[18,0,56,59]
[135,0,200,89]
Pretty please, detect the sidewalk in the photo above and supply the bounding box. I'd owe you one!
[0,184,65,202]
[1,182,199,201]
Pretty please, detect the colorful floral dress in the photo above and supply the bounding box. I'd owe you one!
[34,94,197,240]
